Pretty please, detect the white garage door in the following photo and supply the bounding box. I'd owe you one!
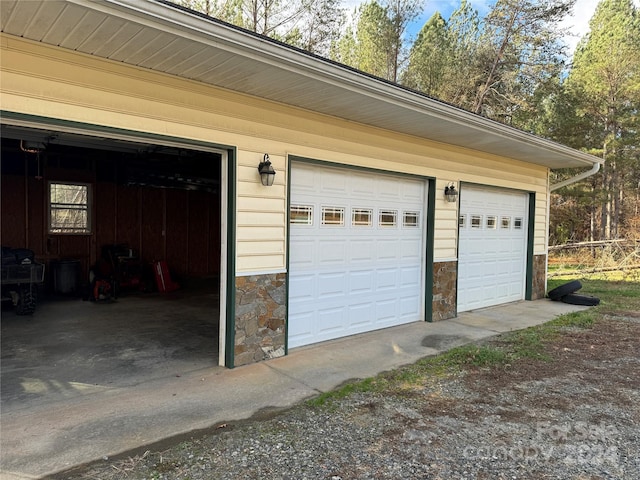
[458,186,528,312]
[289,163,426,349]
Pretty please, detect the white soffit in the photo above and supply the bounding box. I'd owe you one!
[0,0,602,169]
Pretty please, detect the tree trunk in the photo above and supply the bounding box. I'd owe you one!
[251,0,258,32]
[600,162,608,240]
[612,159,620,238]
[590,177,596,256]
[473,7,518,115]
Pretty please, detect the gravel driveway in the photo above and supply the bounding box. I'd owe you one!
[61,314,639,480]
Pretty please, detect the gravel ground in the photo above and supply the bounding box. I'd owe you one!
[60,315,639,480]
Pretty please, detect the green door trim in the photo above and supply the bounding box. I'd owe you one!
[424,178,436,322]
[525,192,536,300]
[225,148,237,368]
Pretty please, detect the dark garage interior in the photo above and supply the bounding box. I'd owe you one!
[1,125,223,410]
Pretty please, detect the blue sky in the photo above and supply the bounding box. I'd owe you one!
[344,0,639,56]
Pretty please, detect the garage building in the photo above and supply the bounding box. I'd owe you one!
[0,0,602,367]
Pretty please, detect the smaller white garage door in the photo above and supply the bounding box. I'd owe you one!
[289,163,426,348]
[458,185,529,312]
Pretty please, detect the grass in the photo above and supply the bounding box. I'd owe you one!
[548,276,640,313]
[306,377,379,408]
[307,275,638,408]
[307,343,515,408]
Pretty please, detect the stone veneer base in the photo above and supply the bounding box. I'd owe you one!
[532,254,547,300]
[432,260,457,321]
[234,273,286,367]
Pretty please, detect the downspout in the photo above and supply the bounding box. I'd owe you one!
[550,161,601,192]
[545,160,601,296]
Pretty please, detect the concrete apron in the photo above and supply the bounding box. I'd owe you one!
[0,299,588,480]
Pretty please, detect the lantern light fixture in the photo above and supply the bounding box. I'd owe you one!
[258,154,276,186]
[444,182,458,202]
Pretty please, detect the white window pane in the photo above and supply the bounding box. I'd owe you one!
[352,208,372,226]
[322,206,344,226]
[514,217,523,229]
[403,211,419,228]
[290,205,313,225]
[379,210,397,227]
[50,184,87,205]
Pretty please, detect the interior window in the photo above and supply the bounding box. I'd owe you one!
[49,182,92,234]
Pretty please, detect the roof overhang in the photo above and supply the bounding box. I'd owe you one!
[0,0,602,169]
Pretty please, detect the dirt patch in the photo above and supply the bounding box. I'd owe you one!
[421,334,471,349]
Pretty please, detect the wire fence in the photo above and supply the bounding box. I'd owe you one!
[548,240,640,280]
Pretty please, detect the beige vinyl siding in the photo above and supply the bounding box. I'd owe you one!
[535,199,549,252]
[236,150,286,273]
[434,178,460,260]
[1,34,549,274]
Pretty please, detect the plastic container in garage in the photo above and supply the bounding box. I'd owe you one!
[52,259,80,294]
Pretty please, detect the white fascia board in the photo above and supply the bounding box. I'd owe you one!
[89,0,601,169]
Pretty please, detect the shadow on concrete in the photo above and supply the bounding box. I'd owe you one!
[1,279,220,413]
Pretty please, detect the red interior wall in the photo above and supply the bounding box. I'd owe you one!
[95,182,117,251]
[141,188,164,264]
[1,175,27,248]
[1,172,221,282]
[166,190,190,275]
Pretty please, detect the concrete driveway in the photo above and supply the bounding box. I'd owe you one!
[0,299,587,480]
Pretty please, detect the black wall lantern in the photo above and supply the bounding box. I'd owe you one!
[258,154,276,186]
[444,182,458,202]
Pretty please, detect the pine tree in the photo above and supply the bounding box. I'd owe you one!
[473,0,575,121]
[355,1,394,79]
[444,0,483,110]
[385,0,424,82]
[332,0,421,82]
[402,12,451,97]
[567,0,640,240]
[292,0,346,56]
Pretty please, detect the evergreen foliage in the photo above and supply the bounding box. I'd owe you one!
[171,0,639,242]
